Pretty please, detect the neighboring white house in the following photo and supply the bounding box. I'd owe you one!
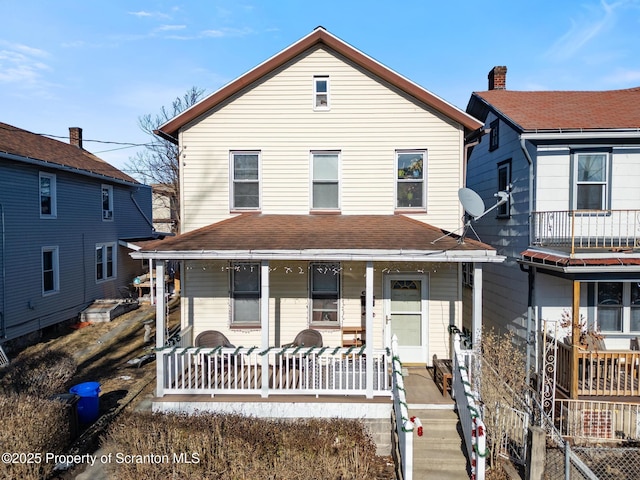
[465,66,640,399]
[132,28,502,423]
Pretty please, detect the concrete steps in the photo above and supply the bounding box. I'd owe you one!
[410,408,470,479]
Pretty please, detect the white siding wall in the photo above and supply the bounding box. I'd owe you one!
[180,47,464,233]
[183,260,459,351]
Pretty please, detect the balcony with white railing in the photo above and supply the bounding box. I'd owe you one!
[156,345,392,398]
[531,210,640,253]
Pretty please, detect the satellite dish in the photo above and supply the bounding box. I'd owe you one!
[458,188,485,219]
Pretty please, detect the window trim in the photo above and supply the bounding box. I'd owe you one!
[39,172,57,218]
[102,184,113,221]
[593,281,640,334]
[313,75,330,111]
[230,262,261,326]
[395,149,427,211]
[497,159,511,218]
[42,246,59,295]
[489,119,499,151]
[95,242,116,283]
[310,151,341,211]
[571,150,611,211]
[230,151,261,211]
[309,262,341,326]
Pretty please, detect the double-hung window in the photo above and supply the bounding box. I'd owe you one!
[313,76,330,110]
[231,263,260,325]
[595,282,640,333]
[96,243,115,282]
[231,151,260,210]
[396,150,426,210]
[42,246,59,295]
[39,172,57,218]
[102,185,113,220]
[489,119,499,151]
[310,263,340,324]
[311,151,340,210]
[497,160,511,218]
[573,152,609,210]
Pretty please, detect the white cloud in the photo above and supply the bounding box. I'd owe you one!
[0,41,52,87]
[603,68,640,85]
[128,10,170,19]
[201,27,253,38]
[545,0,624,61]
[157,24,187,32]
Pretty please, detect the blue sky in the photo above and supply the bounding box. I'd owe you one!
[2,0,640,173]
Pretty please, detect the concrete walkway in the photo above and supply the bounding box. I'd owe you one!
[404,366,470,479]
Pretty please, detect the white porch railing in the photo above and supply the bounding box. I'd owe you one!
[157,345,392,397]
[452,334,486,480]
[390,336,414,480]
[532,209,640,251]
[557,399,640,441]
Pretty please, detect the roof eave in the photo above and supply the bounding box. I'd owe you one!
[131,248,503,262]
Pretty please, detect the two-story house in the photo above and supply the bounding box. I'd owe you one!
[132,28,503,447]
[466,66,640,402]
[0,123,154,346]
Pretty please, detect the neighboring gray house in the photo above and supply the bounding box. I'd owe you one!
[465,67,640,401]
[0,123,155,344]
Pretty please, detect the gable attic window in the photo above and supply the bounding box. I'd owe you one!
[102,185,113,220]
[39,172,57,218]
[572,152,610,210]
[313,76,330,110]
[489,119,499,151]
[231,151,260,210]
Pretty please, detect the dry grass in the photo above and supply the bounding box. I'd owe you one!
[0,349,76,398]
[103,410,393,480]
[0,395,71,480]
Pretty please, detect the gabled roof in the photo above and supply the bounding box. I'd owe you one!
[0,122,138,184]
[133,214,502,262]
[156,27,482,141]
[467,87,640,132]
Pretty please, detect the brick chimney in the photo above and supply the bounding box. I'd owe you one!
[69,127,83,149]
[488,66,507,90]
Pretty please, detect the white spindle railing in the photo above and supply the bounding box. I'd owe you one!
[453,333,486,480]
[390,335,414,480]
[156,345,391,397]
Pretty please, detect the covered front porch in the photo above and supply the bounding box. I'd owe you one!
[133,214,503,402]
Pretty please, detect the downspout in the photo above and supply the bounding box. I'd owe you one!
[520,137,535,387]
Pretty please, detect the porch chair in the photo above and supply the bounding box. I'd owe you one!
[281,329,323,371]
[194,330,236,369]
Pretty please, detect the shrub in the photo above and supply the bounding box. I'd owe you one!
[103,411,385,480]
[0,395,70,480]
[0,349,76,398]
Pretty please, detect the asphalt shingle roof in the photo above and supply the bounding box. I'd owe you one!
[0,122,138,183]
[471,87,640,131]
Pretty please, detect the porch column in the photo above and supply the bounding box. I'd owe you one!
[260,260,270,398]
[155,260,166,397]
[472,263,483,350]
[365,261,374,398]
[570,280,580,399]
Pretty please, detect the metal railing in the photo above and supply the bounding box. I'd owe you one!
[390,336,414,480]
[531,209,640,251]
[157,345,391,397]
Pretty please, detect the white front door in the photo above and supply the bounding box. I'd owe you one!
[384,274,428,364]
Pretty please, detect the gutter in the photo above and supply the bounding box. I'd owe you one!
[520,130,640,141]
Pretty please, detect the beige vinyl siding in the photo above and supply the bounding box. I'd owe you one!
[427,267,461,360]
[181,47,464,233]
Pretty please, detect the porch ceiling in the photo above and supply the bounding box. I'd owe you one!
[132,214,502,262]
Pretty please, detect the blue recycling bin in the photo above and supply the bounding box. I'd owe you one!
[69,382,101,423]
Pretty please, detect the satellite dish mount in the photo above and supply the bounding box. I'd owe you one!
[432,185,511,244]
